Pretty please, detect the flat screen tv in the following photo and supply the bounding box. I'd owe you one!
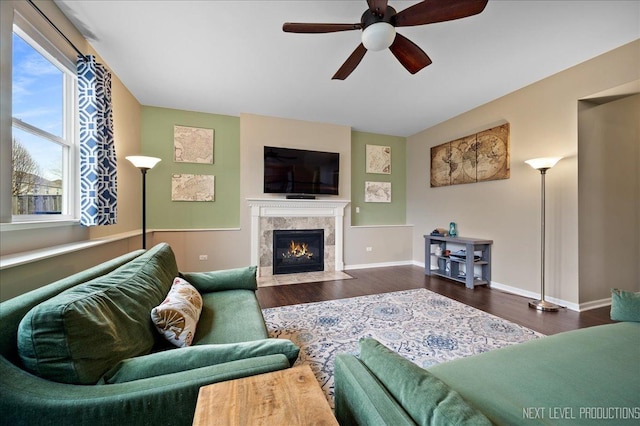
[264,146,339,196]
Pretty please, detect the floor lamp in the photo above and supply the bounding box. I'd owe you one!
[126,156,161,249]
[525,157,562,312]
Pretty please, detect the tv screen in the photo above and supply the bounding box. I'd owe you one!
[264,146,339,195]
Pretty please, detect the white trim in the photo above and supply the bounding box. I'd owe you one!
[345,260,415,270]
[152,228,241,233]
[0,219,79,232]
[489,281,580,312]
[413,259,600,312]
[578,297,611,311]
[350,224,414,229]
[247,198,349,276]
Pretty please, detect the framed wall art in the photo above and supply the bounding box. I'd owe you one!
[430,123,510,187]
[171,174,215,202]
[366,145,391,174]
[173,125,214,164]
[365,181,391,203]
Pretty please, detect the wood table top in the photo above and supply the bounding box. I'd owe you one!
[192,364,338,425]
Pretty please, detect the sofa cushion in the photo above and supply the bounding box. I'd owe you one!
[151,277,203,347]
[358,338,492,426]
[99,339,299,384]
[334,354,417,426]
[181,265,257,293]
[611,288,640,322]
[194,289,269,344]
[428,322,640,425]
[17,243,179,384]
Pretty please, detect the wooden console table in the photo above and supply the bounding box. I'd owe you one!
[192,364,338,426]
[424,235,492,289]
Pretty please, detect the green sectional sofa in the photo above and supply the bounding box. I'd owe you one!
[335,322,640,425]
[0,243,299,426]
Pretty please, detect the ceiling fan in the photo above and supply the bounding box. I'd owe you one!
[283,0,489,80]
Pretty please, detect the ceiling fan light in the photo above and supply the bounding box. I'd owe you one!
[361,22,396,51]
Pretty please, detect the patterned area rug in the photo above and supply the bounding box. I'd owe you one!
[262,288,544,407]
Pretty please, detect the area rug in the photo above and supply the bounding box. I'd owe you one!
[262,288,544,407]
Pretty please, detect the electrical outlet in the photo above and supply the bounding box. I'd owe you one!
[356,207,360,213]
[199,255,208,261]
[366,247,373,252]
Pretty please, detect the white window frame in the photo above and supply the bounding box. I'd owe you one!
[10,12,78,224]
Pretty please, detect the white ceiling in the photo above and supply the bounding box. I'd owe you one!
[54,0,640,137]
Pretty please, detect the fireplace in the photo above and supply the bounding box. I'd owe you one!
[273,229,324,275]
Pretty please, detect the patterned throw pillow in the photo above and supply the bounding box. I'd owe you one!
[151,277,203,347]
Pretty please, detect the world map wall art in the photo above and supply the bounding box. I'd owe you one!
[430,123,510,187]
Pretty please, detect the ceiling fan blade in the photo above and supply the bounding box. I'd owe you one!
[389,33,432,74]
[283,22,361,33]
[394,0,488,27]
[332,43,368,80]
[367,0,389,16]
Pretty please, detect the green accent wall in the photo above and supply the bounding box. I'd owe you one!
[141,106,240,229]
[351,131,406,225]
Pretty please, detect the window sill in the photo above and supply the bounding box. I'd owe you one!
[0,230,140,270]
[0,219,80,232]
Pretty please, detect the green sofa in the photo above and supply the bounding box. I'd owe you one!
[0,243,299,426]
[335,322,640,425]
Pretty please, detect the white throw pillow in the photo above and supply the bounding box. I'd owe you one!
[151,277,203,347]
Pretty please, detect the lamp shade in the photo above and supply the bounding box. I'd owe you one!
[361,22,396,51]
[126,156,161,170]
[525,157,562,170]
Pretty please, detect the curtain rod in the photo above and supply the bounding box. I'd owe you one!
[27,0,89,61]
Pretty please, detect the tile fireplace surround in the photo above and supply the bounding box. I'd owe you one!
[247,198,350,277]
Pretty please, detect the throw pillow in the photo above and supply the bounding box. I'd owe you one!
[151,277,203,347]
[610,289,640,322]
[358,338,492,426]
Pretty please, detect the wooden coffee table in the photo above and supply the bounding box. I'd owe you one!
[192,364,338,425]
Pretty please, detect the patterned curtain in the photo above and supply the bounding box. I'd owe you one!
[77,55,117,226]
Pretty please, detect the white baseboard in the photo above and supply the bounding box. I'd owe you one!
[578,297,612,311]
[346,262,611,312]
[345,260,415,270]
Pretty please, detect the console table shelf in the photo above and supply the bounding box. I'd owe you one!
[424,235,492,289]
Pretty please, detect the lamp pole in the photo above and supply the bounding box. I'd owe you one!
[140,167,149,249]
[525,157,562,312]
[126,156,161,249]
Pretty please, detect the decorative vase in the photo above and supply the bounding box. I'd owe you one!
[449,222,457,237]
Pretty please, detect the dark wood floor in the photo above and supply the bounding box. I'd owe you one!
[256,265,615,336]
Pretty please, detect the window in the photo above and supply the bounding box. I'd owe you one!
[11,20,76,221]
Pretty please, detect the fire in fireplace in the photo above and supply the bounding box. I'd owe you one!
[272,229,324,274]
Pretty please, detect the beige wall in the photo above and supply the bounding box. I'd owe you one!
[1,0,142,251]
[407,40,640,308]
[239,113,351,267]
[578,93,640,302]
[237,114,413,271]
[0,236,142,301]
[152,113,413,272]
[0,1,142,298]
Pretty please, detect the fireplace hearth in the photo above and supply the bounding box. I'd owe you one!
[273,229,324,275]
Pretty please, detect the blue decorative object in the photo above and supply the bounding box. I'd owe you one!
[449,222,457,237]
[77,56,117,226]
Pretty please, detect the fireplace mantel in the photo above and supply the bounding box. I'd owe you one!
[247,198,350,276]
